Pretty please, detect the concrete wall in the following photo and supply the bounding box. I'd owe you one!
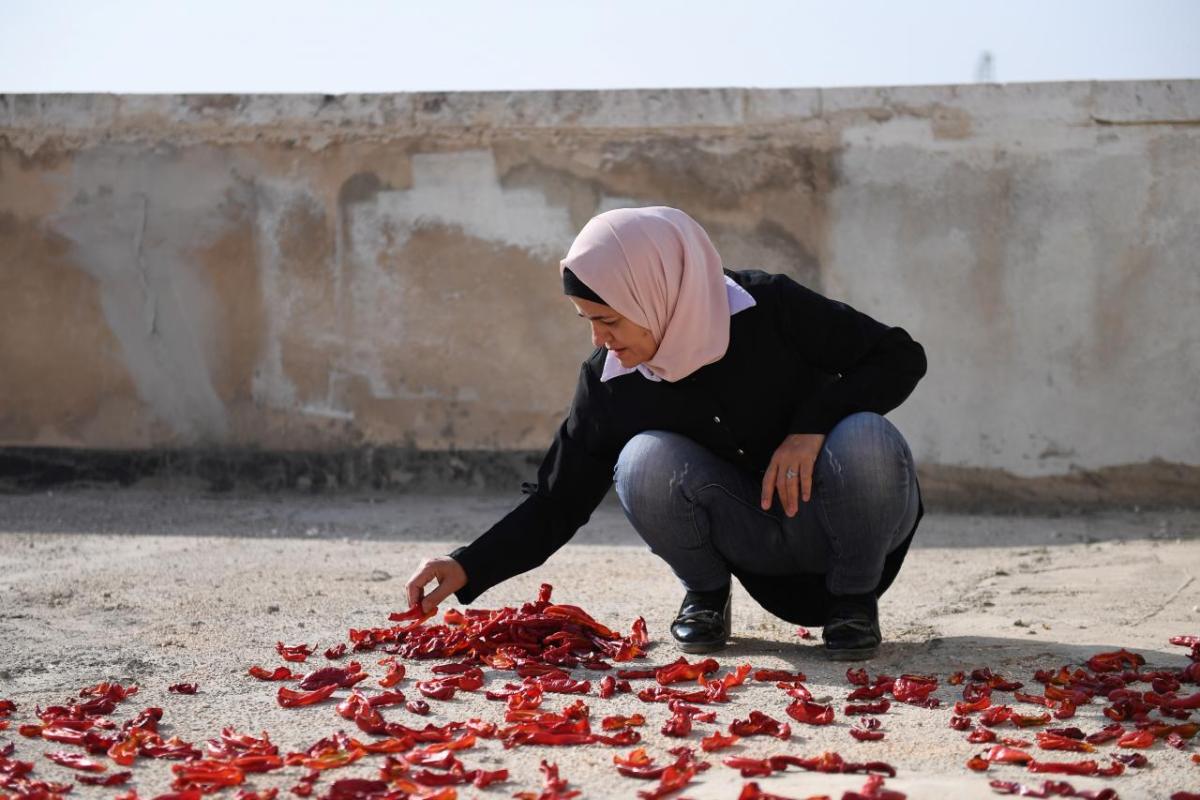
[1,82,1197,492]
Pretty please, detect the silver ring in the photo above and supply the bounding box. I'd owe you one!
[785,469,798,479]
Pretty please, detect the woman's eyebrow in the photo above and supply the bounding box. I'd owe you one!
[576,312,618,321]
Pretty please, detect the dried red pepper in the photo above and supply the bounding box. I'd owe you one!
[655,657,719,685]
[753,669,807,683]
[405,699,431,715]
[989,779,1119,799]
[1117,729,1155,748]
[601,714,645,731]
[378,661,405,688]
[513,759,581,800]
[277,684,338,708]
[729,711,791,740]
[168,683,199,695]
[298,665,368,691]
[966,754,990,771]
[723,756,775,778]
[700,730,739,752]
[276,642,315,663]
[661,711,692,738]
[1036,731,1094,752]
[44,751,107,772]
[248,665,298,681]
[1086,649,1145,673]
[968,727,997,744]
[984,745,1034,765]
[171,758,246,789]
[891,674,939,706]
[850,717,885,742]
[846,699,891,715]
[785,700,834,726]
[1086,723,1124,745]
[77,771,133,786]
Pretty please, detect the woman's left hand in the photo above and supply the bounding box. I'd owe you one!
[761,433,826,517]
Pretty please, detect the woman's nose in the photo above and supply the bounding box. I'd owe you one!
[590,323,608,347]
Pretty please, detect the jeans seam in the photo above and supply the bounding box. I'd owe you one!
[688,479,788,568]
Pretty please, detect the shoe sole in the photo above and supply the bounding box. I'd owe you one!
[825,645,880,661]
[674,639,728,654]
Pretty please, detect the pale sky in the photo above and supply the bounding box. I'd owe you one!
[2,0,1198,93]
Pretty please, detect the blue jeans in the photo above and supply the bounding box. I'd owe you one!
[613,412,919,597]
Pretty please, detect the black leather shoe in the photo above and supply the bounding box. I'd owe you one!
[670,586,731,654]
[823,593,881,661]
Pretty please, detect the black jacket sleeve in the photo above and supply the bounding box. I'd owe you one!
[449,362,616,604]
[773,275,927,434]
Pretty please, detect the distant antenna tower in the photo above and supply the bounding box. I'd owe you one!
[975,51,996,83]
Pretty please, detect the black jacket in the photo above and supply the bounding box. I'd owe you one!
[451,269,927,625]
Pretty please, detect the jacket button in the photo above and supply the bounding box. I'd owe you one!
[736,448,745,455]
[713,416,721,424]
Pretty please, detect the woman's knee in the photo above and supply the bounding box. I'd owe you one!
[819,412,914,497]
[614,431,692,516]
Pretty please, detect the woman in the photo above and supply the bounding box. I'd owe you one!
[405,206,926,661]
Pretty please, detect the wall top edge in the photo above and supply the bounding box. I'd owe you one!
[1,80,1197,138]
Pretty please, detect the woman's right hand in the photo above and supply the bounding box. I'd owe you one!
[405,556,468,614]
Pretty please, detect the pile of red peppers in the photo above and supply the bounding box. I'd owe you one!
[3,585,1200,799]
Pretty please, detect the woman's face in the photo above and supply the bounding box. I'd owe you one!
[569,297,658,368]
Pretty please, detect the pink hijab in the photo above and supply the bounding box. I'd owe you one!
[560,206,730,383]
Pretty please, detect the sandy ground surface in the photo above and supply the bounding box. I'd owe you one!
[3,487,1200,799]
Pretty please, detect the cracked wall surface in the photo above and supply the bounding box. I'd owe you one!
[0,81,1197,480]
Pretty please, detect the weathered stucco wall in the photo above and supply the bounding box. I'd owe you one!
[1,82,1197,489]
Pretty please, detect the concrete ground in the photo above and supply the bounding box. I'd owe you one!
[3,487,1200,799]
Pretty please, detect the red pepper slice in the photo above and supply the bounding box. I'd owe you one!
[1025,759,1100,775]
[1086,649,1145,673]
[379,662,405,688]
[785,700,834,726]
[44,751,107,772]
[723,756,776,777]
[77,771,133,786]
[967,727,997,744]
[729,711,791,740]
[953,697,990,715]
[1035,731,1094,752]
[248,665,298,681]
[700,731,739,752]
[984,745,1033,765]
[601,714,645,731]
[172,758,246,788]
[1117,729,1155,748]
[655,657,720,685]
[168,683,199,695]
[753,669,807,683]
[299,666,367,691]
[850,727,885,742]
[276,642,314,663]
[277,684,338,708]
[845,700,891,715]
[416,682,457,701]
[661,712,692,738]
[891,674,939,705]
